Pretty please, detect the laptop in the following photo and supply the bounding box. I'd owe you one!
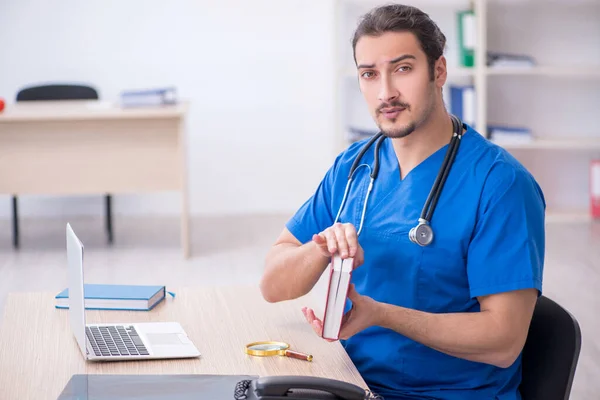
[66,223,201,361]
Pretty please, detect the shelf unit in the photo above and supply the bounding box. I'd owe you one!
[544,209,594,224]
[492,137,600,150]
[485,66,600,77]
[333,0,600,222]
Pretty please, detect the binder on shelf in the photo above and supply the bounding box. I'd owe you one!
[457,10,476,68]
[591,160,600,218]
[449,85,476,131]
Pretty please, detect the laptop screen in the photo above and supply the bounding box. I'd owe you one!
[66,223,87,357]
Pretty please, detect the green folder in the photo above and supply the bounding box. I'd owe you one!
[457,10,476,68]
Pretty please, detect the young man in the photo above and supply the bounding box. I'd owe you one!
[260,4,545,400]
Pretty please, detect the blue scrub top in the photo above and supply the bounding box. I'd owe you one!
[286,125,546,400]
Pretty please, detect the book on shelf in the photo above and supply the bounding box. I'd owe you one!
[487,52,536,69]
[322,255,353,341]
[488,125,533,145]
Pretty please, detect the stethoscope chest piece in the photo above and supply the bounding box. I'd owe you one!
[409,219,434,246]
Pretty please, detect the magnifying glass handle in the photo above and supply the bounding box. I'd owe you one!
[284,350,313,362]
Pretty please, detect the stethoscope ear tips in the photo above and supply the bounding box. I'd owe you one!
[409,220,434,247]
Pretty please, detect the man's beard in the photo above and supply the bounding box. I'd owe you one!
[380,121,417,138]
[376,89,436,139]
[375,100,416,138]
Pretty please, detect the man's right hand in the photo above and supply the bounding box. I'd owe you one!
[312,222,364,268]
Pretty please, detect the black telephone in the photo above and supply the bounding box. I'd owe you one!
[234,376,381,400]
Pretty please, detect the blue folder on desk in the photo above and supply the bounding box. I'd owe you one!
[55,284,166,311]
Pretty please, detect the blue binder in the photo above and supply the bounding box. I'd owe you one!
[449,85,476,130]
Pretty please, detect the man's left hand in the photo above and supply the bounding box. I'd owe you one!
[301,284,381,341]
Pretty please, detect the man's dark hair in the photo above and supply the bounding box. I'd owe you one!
[352,4,447,80]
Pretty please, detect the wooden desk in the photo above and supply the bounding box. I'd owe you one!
[0,100,190,257]
[0,286,366,399]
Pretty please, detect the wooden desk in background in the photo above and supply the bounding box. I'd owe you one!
[0,286,366,399]
[0,100,191,257]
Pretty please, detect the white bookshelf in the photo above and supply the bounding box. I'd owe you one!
[334,0,600,222]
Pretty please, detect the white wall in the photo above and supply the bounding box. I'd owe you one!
[5,0,596,219]
[0,0,338,218]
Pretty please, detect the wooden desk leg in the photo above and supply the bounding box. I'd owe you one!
[105,195,113,245]
[179,119,191,259]
[181,188,190,259]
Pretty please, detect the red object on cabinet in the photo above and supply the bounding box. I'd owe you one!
[591,160,600,218]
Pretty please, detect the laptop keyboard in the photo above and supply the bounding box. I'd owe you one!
[86,325,149,357]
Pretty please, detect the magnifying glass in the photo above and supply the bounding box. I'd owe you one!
[245,341,313,362]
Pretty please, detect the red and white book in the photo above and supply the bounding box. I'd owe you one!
[591,160,600,218]
[322,255,353,340]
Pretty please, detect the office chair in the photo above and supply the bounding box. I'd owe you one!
[519,295,582,400]
[12,84,114,248]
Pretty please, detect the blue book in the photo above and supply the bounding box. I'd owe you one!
[487,125,532,145]
[347,126,378,142]
[55,284,166,311]
[487,125,531,135]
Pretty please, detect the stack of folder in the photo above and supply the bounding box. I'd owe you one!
[347,126,378,143]
[119,87,177,108]
[487,125,533,144]
[487,52,536,69]
[456,9,535,70]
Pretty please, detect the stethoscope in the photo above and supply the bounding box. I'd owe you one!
[333,114,465,246]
